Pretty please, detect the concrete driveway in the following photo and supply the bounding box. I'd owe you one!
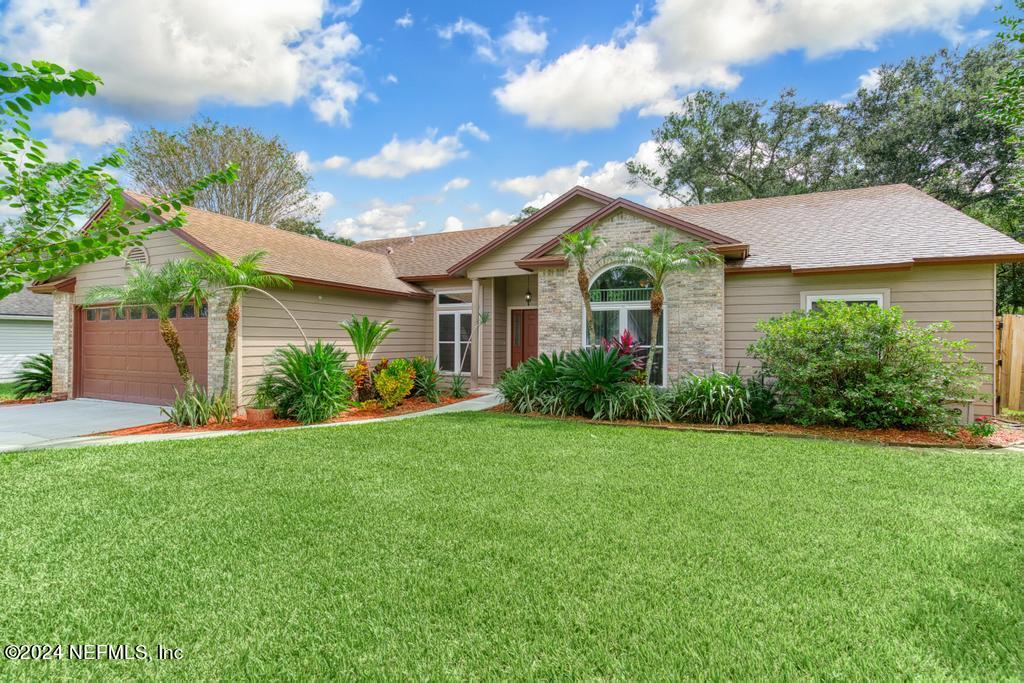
[0,399,165,452]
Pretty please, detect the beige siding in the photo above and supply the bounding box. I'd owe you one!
[239,285,432,399]
[71,229,193,304]
[466,196,604,278]
[725,264,997,412]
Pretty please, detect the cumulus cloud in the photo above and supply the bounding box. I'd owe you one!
[0,0,367,125]
[395,10,413,28]
[499,13,547,54]
[311,191,336,213]
[437,17,496,61]
[443,177,470,192]
[349,123,488,179]
[39,107,130,146]
[331,199,426,241]
[294,151,350,173]
[495,140,675,208]
[442,215,464,232]
[483,208,514,226]
[494,0,986,131]
[858,67,883,91]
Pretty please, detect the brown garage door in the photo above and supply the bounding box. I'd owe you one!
[77,304,208,405]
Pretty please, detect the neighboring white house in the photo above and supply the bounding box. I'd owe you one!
[0,288,53,380]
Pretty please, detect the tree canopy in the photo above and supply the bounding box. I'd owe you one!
[276,217,354,246]
[126,118,315,227]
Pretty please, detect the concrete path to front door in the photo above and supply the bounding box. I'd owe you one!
[0,399,166,452]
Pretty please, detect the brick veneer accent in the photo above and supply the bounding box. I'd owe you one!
[51,291,74,395]
[536,209,725,380]
[205,290,231,397]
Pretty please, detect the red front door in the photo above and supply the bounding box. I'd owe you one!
[511,309,538,368]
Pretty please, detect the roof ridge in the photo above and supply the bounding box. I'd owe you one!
[357,223,510,246]
[661,183,915,212]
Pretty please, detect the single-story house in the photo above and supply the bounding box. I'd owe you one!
[32,184,1024,413]
[0,287,53,380]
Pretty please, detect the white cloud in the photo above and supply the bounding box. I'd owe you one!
[442,215,464,232]
[495,140,675,209]
[39,107,130,146]
[395,10,413,28]
[456,121,490,141]
[349,123,488,179]
[494,0,986,131]
[384,73,399,84]
[312,190,336,213]
[1,0,366,125]
[295,151,350,173]
[443,177,470,192]
[499,13,547,54]
[858,67,882,91]
[437,17,496,61]
[483,208,513,225]
[332,199,426,241]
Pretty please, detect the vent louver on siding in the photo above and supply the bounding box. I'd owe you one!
[124,246,149,267]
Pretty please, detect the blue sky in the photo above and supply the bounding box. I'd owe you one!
[0,0,1004,240]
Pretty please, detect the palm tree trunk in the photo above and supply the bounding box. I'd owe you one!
[159,317,195,392]
[646,289,664,383]
[222,297,240,402]
[578,268,596,345]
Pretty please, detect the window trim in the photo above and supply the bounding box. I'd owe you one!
[436,309,473,375]
[801,288,890,312]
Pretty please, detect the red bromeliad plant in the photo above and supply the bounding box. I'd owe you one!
[601,330,646,381]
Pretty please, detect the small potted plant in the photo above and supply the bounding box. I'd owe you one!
[245,384,275,424]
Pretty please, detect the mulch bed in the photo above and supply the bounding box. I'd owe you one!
[0,395,56,407]
[487,405,1024,449]
[97,394,480,437]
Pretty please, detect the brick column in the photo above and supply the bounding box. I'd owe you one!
[51,291,74,396]
[206,289,232,399]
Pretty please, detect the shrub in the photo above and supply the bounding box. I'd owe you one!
[13,352,52,399]
[606,383,672,422]
[967,416,997,438]
[745,371,781,423]
[409,356,441,402]
[670,371,754,426]
[749,302,982,432]
[497,352,563,413]
[347,360,372,402]
[249,378,276,410]
[449,374,469,398]
[556,346,634,419]
[375,358,416,409]
[262,341,352,424]
[601,330,646,381]
[161,388,232,427]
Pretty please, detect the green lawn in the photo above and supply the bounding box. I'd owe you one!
[0,381,16,400]
[1,413,1021,678]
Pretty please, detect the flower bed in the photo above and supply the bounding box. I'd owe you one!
[97,395,480,437]
[487,405,1024,449]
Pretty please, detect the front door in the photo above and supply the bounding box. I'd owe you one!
[510,309,538,368]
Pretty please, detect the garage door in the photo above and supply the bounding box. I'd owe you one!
[77,304,208,405]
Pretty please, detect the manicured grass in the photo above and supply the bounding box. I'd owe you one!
[0,382,16,400]
[1,413,1021,678]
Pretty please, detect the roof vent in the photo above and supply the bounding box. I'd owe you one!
[124,246,149,268]
[386,246,394,255]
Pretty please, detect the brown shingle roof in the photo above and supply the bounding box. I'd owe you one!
[123,191,429,299]
[660,184,1024,272]
[355,225,512,279]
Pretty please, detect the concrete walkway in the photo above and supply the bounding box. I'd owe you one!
[2,392,504,454]
[0,399,166,452]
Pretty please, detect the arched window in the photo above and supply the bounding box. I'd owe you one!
[588,266,665,384]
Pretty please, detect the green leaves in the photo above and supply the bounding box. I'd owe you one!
[0,59,237,300]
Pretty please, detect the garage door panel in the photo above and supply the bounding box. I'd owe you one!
[78,306,207,405]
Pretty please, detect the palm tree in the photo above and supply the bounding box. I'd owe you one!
[191,249,291,398]
[559,225,605,345]
[618,230,721,382]
[340,315,397,400]
[85,260,205,392]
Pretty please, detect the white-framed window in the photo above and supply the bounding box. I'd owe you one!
[801,289,889,312]
[586,265,666,385]
[436,290,472,374]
